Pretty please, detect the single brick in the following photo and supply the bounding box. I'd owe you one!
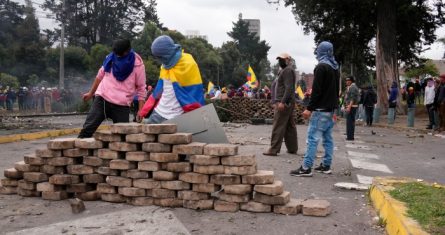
[83,173,104,183]
[110,123,142,134]
[24,154,45,165]
[128,197,154,206]
[35,149,62,158]
[179,172,209,184]
[142,124,177,134]
[194,165,225,174]
[118,187,146,197]
[274,199,305,215]
[67,183,95,193]
[106,176,132,187]
[158,133,192,144]
[152,188,176,198]
[240,201,272,213]
[189,155,220,165]
[150,153,179,162]
[23,172,48,183]
[224,165,257,175]
[47,138,77,150]
[242,170,275,185]
[93,130,123,142]
[97,183,116,194]
[172,142,206,155]
[224,184,252,195]
[67,165,95,175]
[133,179,161,189]
[210,174,241,185]
[46,157,75,166]
[203,144,238,156]
[63,148,88,157]
[70,198,86,213]
[253,191,290,205]
[214,200,239,212]
[218,192,250,203]
[14,161,40,172]
[17,187,40,197]
[123,170,149,179]
[97,167,119,176]
[166,162,192,172]
[4,168,23,179]
[192,183,221,193]
[0,186,17,195]
[101,193,127,203]
[138,161,161,171]
[110,160,136,170]
[126,133,156,143]
[126,152,150,161]
[153,171,178,181]
[36,182,63,192]
[18,180,36,190]
[161,181,191,190]
[83,156,104,166]
[42,191,68,200]
[221,154,256,166]
[1,178,18,187]
[178,190,209,200]
[49,175,80,185]
[302,199,331,217]
[109,142,138,152]
[40,165,65,175]
[254,180,284,196]
[153,198,183,207]
[183,199,214,210]
[142,143,171,153]
[74,138,104,149]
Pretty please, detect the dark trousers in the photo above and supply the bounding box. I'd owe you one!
[426,104,435,128]
[78,96,130,138]
[346,107,357,140]
[440,103,445,130]
[365,106,374,126]
[269,104,298,153]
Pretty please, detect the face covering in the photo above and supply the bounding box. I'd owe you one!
[278,59,287,69]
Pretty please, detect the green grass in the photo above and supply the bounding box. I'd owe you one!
[389,182,445,235]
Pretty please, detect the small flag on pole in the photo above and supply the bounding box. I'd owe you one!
[207,81,214,95]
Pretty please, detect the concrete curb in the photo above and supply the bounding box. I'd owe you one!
[0,125,109,144]
[369,177,430,235]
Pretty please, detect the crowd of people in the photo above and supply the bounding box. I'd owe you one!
[207,86,273,100]
[0,87,76,113]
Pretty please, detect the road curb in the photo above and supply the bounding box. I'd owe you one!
[369,177,429,235]
[0,125,110,144]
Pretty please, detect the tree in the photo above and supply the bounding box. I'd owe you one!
[143,0,164,29]
[219,42,243,87]
[275,0,444,112]
[42,0,156,49]
[132,22,162,59]
[87,44,111,72]
[0,73,20,89]
[404,60,439,78]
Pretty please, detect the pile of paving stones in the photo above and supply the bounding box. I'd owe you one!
[0,123,330,216]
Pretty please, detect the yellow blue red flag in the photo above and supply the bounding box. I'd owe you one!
[207,81,214,94]
[243,65,259,90]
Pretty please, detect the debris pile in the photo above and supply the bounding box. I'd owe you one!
[0,123,330,216]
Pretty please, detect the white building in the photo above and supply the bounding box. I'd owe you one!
[184,30,208,41]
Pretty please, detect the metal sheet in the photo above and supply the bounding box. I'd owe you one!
[163,103,229,143]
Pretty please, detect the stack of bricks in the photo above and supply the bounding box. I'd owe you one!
[0,123,330,217]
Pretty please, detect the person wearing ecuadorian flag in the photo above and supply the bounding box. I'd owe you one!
[138,35,205,123]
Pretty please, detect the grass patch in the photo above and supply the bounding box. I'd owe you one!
[389,182,445,235]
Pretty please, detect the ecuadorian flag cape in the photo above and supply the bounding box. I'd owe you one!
[139,52,205,118]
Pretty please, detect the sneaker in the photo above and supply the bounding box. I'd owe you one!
[289,166,312,177]
[263,151,277,156]
[314,164,332,174]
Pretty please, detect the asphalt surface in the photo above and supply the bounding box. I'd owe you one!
[1,115,443,234]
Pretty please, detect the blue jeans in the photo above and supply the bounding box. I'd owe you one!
[303,111,335,169]
[144,110,167,124]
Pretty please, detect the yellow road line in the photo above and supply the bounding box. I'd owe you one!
[0,126,109,144]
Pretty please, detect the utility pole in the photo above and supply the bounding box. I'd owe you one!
[59,0,65,90]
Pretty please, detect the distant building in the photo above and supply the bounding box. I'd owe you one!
[184,30,208,41]
[239,13,261,38]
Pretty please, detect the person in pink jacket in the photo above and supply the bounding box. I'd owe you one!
[78,39,146,138]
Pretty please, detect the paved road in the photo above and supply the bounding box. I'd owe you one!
[3,117,444,234]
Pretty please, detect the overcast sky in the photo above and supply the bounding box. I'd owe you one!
[22,0,445,73]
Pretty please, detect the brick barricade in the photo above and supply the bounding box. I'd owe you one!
[0,123,330,216]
